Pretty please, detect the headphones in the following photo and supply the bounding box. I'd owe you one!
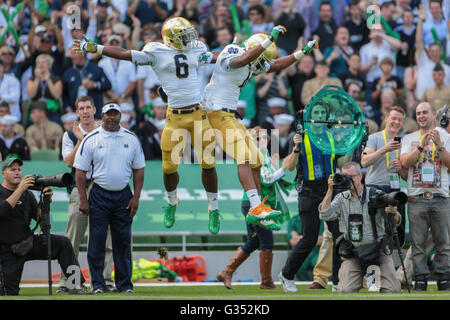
[440,105,449,128]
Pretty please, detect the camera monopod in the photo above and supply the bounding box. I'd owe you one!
[39,192,53,296]
[387,213,410,293]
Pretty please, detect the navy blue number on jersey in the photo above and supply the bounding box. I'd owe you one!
[174,54,189,79]
[228,47,239,54]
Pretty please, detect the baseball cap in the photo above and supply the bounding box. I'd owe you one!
[0,114,18,125]
[274,113,294,125]
[102,103,121,114]
[97,0,109,6]
[1,157,23,171]
[107,35,123,45]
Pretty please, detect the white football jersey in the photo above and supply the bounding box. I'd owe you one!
[203,44,253,111]
[133,42,212,108]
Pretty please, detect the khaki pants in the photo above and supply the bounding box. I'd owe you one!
[59,187,114,287]
[338,250,401,293]
[312,223,333,287]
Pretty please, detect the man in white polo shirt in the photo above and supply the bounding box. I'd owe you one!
[74,103,145,294]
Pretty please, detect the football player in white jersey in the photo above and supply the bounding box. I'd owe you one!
[73,17,223,234]
[203,32,318,231]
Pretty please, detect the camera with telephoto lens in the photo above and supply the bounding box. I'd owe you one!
[28,173,74,191]
[368,189,408,211]
[333,173,352,190]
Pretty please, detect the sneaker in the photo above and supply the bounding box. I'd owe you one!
[56,286,69,293]
[332,284,339,292]
[308,282,326,290]
[246,196,281,225]
[437,280,450,291]
[364,273,379,292]
[106,284,117,292]
[91,287,105,294]
[163,200,178,229]
[413,280,427,291]
[208,209,222,235]
[121,288,133,293]
[254,219,281,231]
[68,285,92,295]
[278,272,297,293]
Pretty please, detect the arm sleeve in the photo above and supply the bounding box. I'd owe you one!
[262,168,285,185]
[131,50,156,66]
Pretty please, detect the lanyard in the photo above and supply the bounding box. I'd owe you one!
[418,130,435,162]
[382,130,398,169]
[304,132,335,180]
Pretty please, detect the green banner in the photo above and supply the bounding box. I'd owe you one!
[11,161,299,233]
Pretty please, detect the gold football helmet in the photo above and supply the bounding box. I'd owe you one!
[244,33,277,74]
[161,17,198,51]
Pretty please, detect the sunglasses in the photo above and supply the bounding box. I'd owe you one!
[256,135,267,141]
[1,52,13,56]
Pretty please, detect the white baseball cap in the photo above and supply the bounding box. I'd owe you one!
[274,113,294,125]
[102,103,121,114]
[267,97,286,108]
[0,115,18,125]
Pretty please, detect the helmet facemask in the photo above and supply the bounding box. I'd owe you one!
[173,26,198,50]
[250,54,272,74]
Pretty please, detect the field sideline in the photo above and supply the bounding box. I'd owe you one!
[4,282,450,300]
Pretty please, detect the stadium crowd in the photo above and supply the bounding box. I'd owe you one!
[0,0,448,162]
[0,0,449,293]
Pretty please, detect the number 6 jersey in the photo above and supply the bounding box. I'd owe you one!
[131,41,213,109]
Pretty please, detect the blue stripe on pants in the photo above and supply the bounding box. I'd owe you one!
[88,183,133,291]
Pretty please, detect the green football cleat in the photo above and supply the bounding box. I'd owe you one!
[208,209,222,235]
[163,202,177,229]
[255,219,281,231]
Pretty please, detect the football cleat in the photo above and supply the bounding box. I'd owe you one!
[254,219,281,231]
[163,199,179,229]
[208,208,222,235]
[245,196,282,226]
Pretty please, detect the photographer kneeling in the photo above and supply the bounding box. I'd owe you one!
[319,161,402,293]
[0,158,88,295]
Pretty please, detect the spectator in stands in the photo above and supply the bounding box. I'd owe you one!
[62,48,112,119]
[380,1,398,30]
[415,6,450,101]
[394,8,416,80]
[301,60,343,107]
[126,0,169,27]
[169,0,200,24]
[261,97,288,132]
[0,45,29,81]
[0,102,25,137]
[255,69,289,125]
[98,35,136,105]
[343,0,369,51]
[323,26,354,77]
[312,1,338,53]
[241,0,273,23]
[211,27,233,51]
[25,101,63,154]
[60,112,78,133]
[273,113,295,159]
[15,0,49,42]
[421,64,450,112]
[0,115,30,161]
[379,90,418,134]
[346,80,378,135]
[360,24,402,105]
[272,0,305,55]
[404,62,418,117]
[201,1,235,48]
[371,57,404,109]
[27,23,65,77]
[338,52,366,93]
[0,63,21,122]
[421,0,448,48]
[26,53,63,124]
[287,54,315,112]
[248,4,273,35]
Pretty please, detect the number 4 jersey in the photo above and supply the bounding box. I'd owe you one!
[131,41,213,109]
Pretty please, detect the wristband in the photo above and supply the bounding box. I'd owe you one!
[97,44,104,55]
[261,38,273,49]
[293,50,304,60]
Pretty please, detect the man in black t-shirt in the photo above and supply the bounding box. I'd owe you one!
[0,158,88,295]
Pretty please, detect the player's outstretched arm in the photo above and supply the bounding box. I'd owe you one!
[73,35,132,61]
[228,25,287,69]
[268,39,318,73]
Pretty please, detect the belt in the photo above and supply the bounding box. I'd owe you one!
[221,108,243,120]
[411,192,447,200]
[170,106,199,114]
[93,183,129,193]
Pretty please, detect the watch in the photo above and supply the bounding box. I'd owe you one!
[417,145,424,152]
[438,145,445,152]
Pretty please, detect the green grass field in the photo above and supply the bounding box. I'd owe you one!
[4,283,450,300]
